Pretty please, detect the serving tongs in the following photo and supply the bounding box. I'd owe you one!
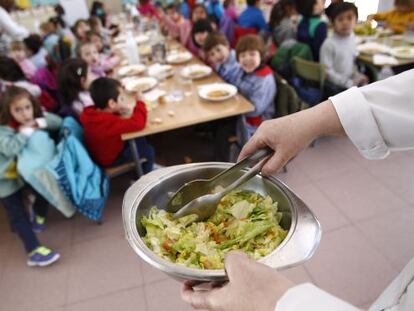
[167,148,273,222]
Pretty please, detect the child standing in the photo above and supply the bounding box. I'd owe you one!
[235,35,277,137]
[203,31,241,84]
[0,86,61,267]
[58,58,94,118]
[320,2,368,96]
[296,0,327,61]
[8,41,37,80]
[80,77,154,173]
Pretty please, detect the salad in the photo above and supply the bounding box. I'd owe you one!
[141,190,287,269]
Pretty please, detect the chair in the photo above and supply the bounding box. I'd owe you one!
[291,57,326,106]
[104,158,148,179]
[274,73,307,118]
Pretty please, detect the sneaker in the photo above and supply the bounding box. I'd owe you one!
[32,215,46,233]
[27,246,60,267]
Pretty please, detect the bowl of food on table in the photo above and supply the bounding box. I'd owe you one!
[391,46,414,59]
[117,64,147,77]
[198,83,238,102]
[123,163,321,282]
[166,51,193,64]
[148,63,174,79]
[124,77,158,93]
[181,64,212,80]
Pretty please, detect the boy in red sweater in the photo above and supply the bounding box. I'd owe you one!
[80,77,154,173]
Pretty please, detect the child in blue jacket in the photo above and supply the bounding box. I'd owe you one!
[234,34,277,138]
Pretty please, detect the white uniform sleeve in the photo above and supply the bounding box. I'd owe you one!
[275,283,361,311]
[330,69,414,159]
[0,7,29,40]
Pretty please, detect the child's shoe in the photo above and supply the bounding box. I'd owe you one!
[27,246,60,267]
[32,215,46,233]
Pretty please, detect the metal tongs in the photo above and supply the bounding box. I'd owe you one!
[167,148,273,223]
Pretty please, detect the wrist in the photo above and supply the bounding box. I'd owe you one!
[303,100,345,139]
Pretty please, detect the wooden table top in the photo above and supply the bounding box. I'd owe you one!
[119,41,254,141]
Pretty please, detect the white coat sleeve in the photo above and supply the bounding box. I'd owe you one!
[275,283,361,311]
[0,7,29,40]
[330,69,414,159]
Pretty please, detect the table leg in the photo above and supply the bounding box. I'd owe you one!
[129,139,144,178]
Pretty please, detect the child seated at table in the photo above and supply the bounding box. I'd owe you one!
[203,31,241,84]
[86,31,121,72]
[8,41,37,80]
[368,0,414,34]
[234,34,276,138]
[320,2,368,96]
[188,19,214,60]
[58,58,94,118]
[72,19,91,44]
[161,3,185,40]
[76,41,106,78]
[23,34,47,69]
[238,0,268,33]
[296,0,327,61]
[80,77,154,173]
[39,21,61,60]
[161,4,210,47]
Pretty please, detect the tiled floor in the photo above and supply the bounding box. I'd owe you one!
[1,135,414,311]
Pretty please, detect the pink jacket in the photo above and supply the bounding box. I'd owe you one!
[19,59,36,80]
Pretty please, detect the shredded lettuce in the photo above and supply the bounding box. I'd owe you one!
[141,190,287,269]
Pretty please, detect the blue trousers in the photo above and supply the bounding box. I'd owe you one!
[114,138,155,174]
[1,189,49,253]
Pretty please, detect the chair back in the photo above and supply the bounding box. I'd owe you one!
[274,73,306,117]
[292,56,326,91]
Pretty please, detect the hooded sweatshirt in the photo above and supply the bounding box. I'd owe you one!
[79,101,147,166]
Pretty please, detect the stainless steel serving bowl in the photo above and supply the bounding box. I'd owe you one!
[123,163,321,282]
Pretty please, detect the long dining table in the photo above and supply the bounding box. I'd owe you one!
[112,35,255,177]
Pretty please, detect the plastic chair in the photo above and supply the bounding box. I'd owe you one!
[291,57,326,106]
[274,73,307,118]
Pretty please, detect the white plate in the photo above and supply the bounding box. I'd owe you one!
[142,89,167,102]
[147,64,174,78]
[181,64,212,79]
[113,35,126,43]
[113,43,125,50]
[117,64,146,77]
[391,46,414,59]
[357,42,391,55]
[125,77,158,93]
[166,51,193,64]
[135,35,149,44]
[198,83,237,102]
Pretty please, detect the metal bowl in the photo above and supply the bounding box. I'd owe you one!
[123,163,321,282]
